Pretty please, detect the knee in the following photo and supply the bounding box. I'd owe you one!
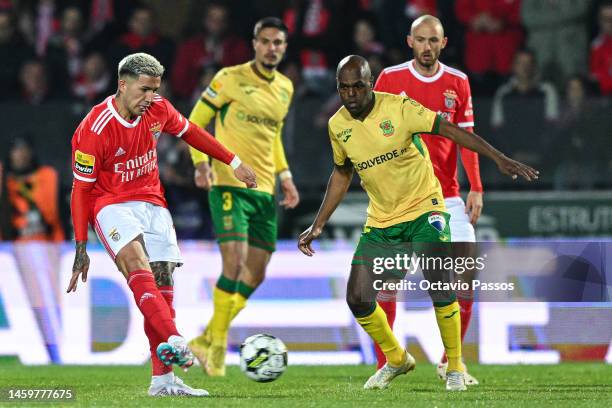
[116,239,149,274]
[223,254,246,277]
[346,287,374,317]
[116,252,149,273]
[246,269,265,288]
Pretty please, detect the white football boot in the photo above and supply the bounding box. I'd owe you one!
[363,350,416,390]
[445,370,467,391]
[148,373,209,397]
[437,361,479,385]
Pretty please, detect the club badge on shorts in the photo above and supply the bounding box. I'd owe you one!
[109,227,121,242]
[428,212,446,233]
[223,215,233,230]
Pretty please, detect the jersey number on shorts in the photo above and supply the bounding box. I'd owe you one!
[222,192,233,211]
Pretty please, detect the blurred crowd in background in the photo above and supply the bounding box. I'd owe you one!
[1,0,611,241]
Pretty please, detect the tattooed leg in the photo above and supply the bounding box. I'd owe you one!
[150,262,176,287]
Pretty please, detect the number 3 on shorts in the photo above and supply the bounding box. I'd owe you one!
[222,191,233,211]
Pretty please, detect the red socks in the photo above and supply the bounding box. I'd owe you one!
[128,270,179,354]
[145,285,175,376]
[159,286,175,320]
[458,298,473,344]
[375,295,397,369]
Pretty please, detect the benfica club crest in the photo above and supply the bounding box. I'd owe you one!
[443,90,457,109]
[149,122,162,140]
[379,119,395,137]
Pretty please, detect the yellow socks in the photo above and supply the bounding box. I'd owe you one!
[230,292,247,321]
[356,304,405,367]
[194,322,211,343]
[229,281,254,321]
[434,301,463,372]
[209,287,235,345]
[208,278,256,345]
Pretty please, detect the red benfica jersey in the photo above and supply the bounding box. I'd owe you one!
[374,60,482,197]
[71,94,189,217]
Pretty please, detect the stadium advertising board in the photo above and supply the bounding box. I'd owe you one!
[0,242,610,365]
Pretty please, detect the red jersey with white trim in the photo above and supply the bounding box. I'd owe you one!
[374,60,482,197]
[71,94,190,217]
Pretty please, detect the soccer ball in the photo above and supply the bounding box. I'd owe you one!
[239,334,288,382]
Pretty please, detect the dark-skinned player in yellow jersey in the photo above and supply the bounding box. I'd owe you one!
[298,55,538,391]
[374,15,483,385]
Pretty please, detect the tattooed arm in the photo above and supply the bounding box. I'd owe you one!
[67,177,94,293]
[67,241,90,292]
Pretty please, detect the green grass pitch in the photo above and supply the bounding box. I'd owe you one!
[0,361,610,407]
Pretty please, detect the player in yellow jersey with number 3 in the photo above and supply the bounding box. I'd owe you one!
[188,17,299,377]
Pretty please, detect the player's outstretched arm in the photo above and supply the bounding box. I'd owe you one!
[437,118,540,181]
[182,122,257,188]
[233,162,257,189]
[68,242,90,293]
[298,161,353,256]
[68,180,92,293]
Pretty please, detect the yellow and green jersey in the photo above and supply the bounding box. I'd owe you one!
[328,91,445,228]
[189,61,294,195]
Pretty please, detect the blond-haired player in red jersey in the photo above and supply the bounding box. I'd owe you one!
[68,52,256,397]
[374,15,481,385]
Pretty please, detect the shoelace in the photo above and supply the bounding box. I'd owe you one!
[174,345,193,366]
[370,364,397,384]
[380,365,395,376]
[447,372,464,387]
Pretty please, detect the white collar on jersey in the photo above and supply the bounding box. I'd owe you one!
[407,59,445,83]
[107,97,141,128]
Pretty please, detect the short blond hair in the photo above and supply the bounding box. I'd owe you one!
[118,52,164,79]
[410,14,444,36]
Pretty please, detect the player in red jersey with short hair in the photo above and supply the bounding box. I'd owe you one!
[68,52,256,397]
[374,15,481,385]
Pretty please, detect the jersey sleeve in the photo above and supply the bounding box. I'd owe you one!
[328,123,348,166]
[188,99,218,165]
[455,78,475,129]
[72,125,102,183]
[273,124,289,173]
[401,97,440,135]
[161,98,190,137]
[71,123,101,242]
[455,77,483,192]
[373,70,390,92]
[200,68,232,110]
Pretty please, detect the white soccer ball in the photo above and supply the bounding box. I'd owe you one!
[239,334,288,382]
